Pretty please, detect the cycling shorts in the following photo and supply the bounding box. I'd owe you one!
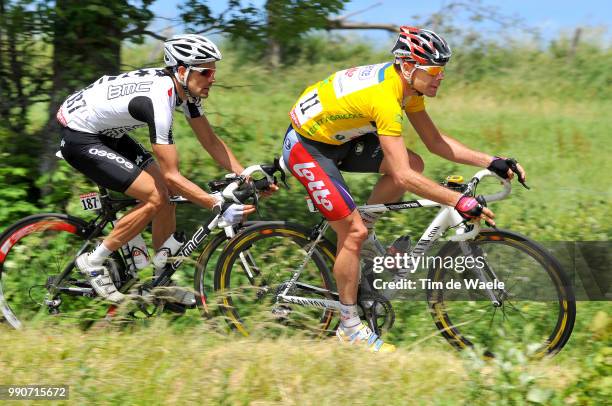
[59,126,154,193]
[282,125,384,221]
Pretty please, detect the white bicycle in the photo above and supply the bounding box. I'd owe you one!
[213,168,576,357]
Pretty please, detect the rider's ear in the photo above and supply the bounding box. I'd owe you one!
[176,65,187,80]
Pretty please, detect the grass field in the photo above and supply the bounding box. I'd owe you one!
[0,301,609,405]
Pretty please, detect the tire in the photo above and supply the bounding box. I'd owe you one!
[0,213,109,328]
[426,229,576,357]
[213,221,337,337]
[193,230,232,317]
[193,222,261,317]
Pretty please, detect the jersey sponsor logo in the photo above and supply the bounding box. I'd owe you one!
[292,162,333,211]
[100,125,143,138]
[107,81,154,100]
[88,148,134,169]
[332,63,385,98]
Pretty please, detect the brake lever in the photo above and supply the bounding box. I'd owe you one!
[273,156,290,189]
[252,188,261,219]
[475,195,498,229]
[507,158,530,189]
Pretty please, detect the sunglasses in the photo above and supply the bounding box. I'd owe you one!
[415,65,444,76]
[190,66,216,79]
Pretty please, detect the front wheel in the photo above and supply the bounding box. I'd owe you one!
[427,230,576,357]
[213,221,337,337]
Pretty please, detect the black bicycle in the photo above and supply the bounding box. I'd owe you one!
[0,159,285,329]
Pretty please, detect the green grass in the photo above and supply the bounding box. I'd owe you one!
[0,303,608,405]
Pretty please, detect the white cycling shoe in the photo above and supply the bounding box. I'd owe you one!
[76,253,125,304]
[336,323,396,353]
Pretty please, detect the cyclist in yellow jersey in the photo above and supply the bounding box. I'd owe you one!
[282,26,526,352]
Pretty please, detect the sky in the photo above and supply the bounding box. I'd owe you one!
[149,0,612,46]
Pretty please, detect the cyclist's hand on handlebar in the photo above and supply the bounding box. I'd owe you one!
[222,203,256,225]
[455,196,496,227]
[260,183,279,198]
[488,157,527,186]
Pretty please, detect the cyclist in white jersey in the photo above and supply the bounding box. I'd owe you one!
[57,34,267,303]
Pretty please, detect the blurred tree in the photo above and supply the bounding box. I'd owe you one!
[0,0,52,210]
[180,0,348,66]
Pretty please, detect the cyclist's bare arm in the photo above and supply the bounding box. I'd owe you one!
[152,143,219,209]
[407,110,492,167]
[188,115,244,175]
[378,135,495,223]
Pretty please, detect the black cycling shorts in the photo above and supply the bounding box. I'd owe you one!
[59,126,154,193]
[282,125,384,221]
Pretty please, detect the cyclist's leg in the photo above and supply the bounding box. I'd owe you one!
[143,163,176,250]
[60,128,167,300]
[282,126,364,302]
[328,212,368,303]
[107,172,167,251]
[282,126,394,351]
[97,135,169,251]
[108,135,176,250]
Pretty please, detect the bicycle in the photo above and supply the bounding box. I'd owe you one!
[0,157,285,329]
[212,166,576,357]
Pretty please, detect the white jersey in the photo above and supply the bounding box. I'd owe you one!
[56,68,203,144]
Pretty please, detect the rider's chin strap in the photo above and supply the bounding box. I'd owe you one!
[174,66,199,103]
[397,58,423,97]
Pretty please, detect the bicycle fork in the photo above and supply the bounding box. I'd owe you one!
[458,241,505,307]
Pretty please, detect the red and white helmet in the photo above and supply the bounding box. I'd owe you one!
[164,34,222,67]
[391,26,451,66]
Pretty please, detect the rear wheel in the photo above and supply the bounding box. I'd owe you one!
[214,222,337,337]
[0,214,113,328]
[427,230,576,357]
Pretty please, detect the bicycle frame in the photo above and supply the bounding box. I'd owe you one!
[252,170,512,311]
[44,189,225,306]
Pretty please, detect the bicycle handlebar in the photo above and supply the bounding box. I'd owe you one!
[219,157,287,204]
[465,169,512,203]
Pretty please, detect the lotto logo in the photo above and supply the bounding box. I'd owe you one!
[88,148,134,169]
[292,162,333,211]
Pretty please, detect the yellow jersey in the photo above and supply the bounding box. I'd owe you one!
[289,62,425,145]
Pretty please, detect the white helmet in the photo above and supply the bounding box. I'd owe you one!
[164,34,222,67]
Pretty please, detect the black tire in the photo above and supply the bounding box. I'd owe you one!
[213,221,337,337]
[193,230,232,317]
[193,222,261,317]
[0,214,107,328]
[426,229,576,357]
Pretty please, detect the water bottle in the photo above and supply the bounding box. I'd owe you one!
[126,233,150,270]
[153,232,186,275]
[111,221,150,271]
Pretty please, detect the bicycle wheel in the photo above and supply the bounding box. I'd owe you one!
[193,222,259,317]
[0,213,107,328]
[214,221,337,337]
[427,229,576,357]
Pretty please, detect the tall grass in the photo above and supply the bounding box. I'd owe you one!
[1,307,608,405]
